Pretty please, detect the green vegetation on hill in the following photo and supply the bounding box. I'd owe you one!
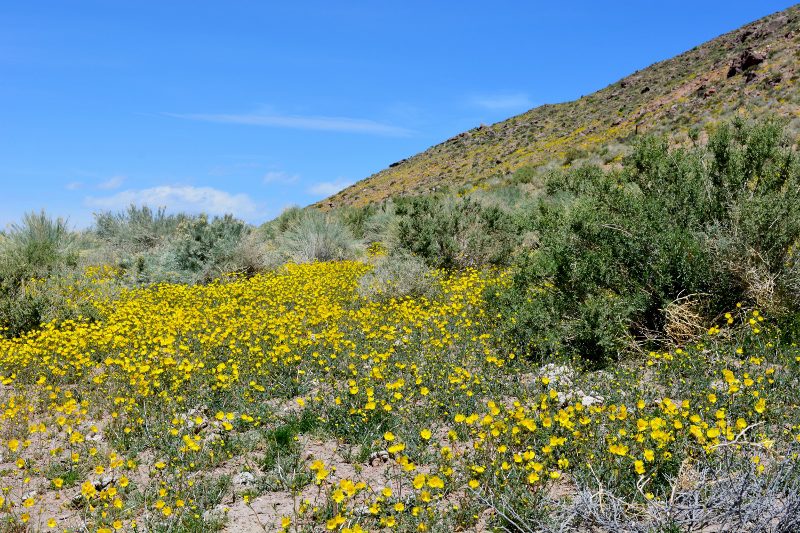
[2,118,798,364]
[491,118,800,364]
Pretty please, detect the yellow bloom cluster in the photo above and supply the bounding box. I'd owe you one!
[0,262,795,531]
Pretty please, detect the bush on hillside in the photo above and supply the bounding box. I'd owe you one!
[391,195,520,269]
[491,118,800,364]
[258,206,305,241]
[336,205,377,240]
[0,211,77,288]
[93,207,254,284]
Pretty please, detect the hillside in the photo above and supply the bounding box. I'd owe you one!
[320,4,800,208]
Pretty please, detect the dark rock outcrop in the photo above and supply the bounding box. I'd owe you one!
[727,48,766,77]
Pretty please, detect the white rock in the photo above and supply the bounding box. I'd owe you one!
[538,363,575,387]
[581,394,604,407]
[233,471,255,485]
[203,507,227,521]
[368,450,390,465]
[93,474,118,490]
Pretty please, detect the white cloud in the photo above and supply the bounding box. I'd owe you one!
[65,181,84,190]
[307,179,353,197]
[98,175,125,190]
[85,185,257,217]
[469,93,533,111]
[263,171,300,185]
[166,111,413,137]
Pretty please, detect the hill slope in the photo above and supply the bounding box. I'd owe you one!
[320,5,800,208]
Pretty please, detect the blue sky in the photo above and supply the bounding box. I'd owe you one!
[1,1,794,228]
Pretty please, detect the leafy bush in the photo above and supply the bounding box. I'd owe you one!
[0,212,79,336]
[276,209,361,263]
[0,211,77,288]
[391,195,519,269]
[336,204,377,240]
[94,205,188,255]
[492,119,800,364]
[258,205,304,241]
[92,207,254,284]
[169,214,250,282]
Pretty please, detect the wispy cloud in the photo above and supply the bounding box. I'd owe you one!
[469,93,533,111]
[85,185,257,217]
[308,179,353,197]
[98,175,125,190]
[166,111,413,137]
[263,171,300,185]
[65,181,84,190]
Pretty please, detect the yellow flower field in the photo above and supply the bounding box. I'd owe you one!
[0,261,798,532]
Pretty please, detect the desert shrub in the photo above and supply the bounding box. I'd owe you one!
[0,268,114,338]
[258,205,304,241]
[704,119,800,310]
[168,214,250,282]
[357,252,438,301]
[468,184,530,211]
[276,209,360,263]
[93,205,188,255]
[0,212,80,336]
[336,204,377,240]
[92,207,256,284]
[509,165,540,184]
[491,168,720,364]
[391,195,520,269]
[229,230,273,274]
[0,211,77,288]
[627,118,800,310]
[0,290,56,338]
[492,119,800,364]
[360,202,398,245]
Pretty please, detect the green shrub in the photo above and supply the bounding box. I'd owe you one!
[93,205,188,255]
[92,207,254,284]
[258,206,304,241]
[491,118,800,364]
[0,211,77,288]
[392,195,519,269]
[0,211,79,336]
[169,214,250,282]
[336,204,377,240]
[360,202,398,244]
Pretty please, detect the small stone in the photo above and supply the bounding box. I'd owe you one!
[353,505,371,516]
[93,474,118,491]
[233,472,255,486]
[203,507,226,521]
[368,450,390,466]
[70,493,85,508]
[581,395,604,407]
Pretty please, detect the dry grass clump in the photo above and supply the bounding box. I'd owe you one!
[663,294,707,346]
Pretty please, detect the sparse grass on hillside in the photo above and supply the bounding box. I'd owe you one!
[320,5,800,208]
